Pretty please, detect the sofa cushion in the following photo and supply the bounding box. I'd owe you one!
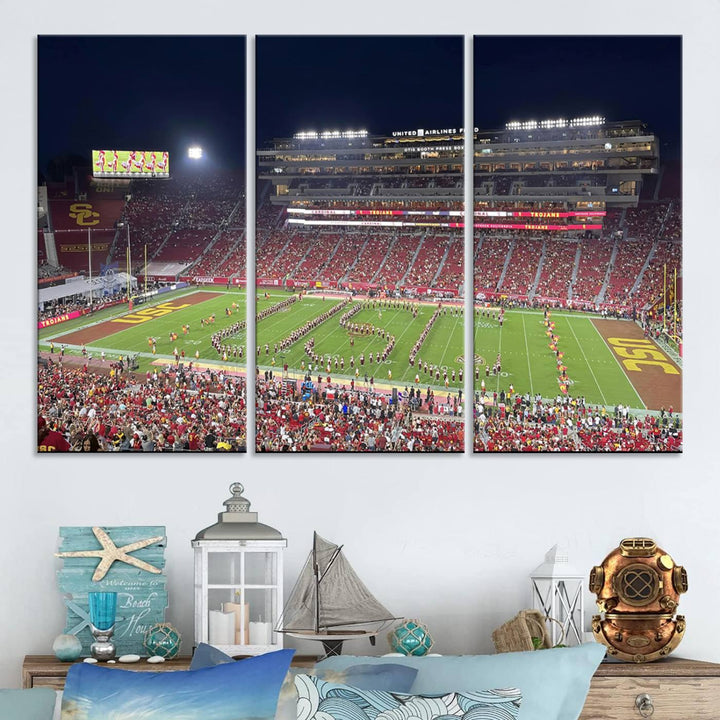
[293,673,522,720]
[190,643,417,720]
[0,688,57,720]
[61,648,294,719]
[316,643,606,720]
[277,664,418,720]
[189,641,237,670]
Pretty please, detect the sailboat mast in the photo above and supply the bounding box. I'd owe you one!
[313,531,320,633]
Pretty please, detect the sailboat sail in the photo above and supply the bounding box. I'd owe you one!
[279,533,396,632]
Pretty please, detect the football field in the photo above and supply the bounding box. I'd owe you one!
[474,308,682,411]
[256,291,465,390]
[38,290,681,412]
[39,287,247,374]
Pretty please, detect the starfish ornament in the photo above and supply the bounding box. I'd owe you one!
[63,597,92,635]
[56,526,164,581]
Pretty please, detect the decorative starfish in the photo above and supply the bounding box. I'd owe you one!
[64,597,92,635]
[56,527,164,581]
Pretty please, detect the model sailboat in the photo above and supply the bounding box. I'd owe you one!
[277,532,399,656]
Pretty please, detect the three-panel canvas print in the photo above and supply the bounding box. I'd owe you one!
[37,35,682,453]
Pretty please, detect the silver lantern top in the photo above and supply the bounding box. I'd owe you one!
[194,483,285,542]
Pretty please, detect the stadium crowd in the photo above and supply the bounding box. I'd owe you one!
[39,290,129,322]
[37,361,247,452]
[256,376,463,452]
[473,393,681,452]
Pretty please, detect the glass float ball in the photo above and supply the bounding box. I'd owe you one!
[142,623,182,659]
[53,634,83,662]
[388,620,434,656]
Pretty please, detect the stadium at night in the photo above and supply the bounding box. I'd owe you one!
[36,35,681,453]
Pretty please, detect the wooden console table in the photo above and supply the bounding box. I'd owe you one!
[579,657,720,719]
[23,653,720,717]
[22,654,318,690]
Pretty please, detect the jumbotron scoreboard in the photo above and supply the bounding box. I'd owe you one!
[92,149,170,178]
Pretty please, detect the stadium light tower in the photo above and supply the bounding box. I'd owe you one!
[188,146,203,159]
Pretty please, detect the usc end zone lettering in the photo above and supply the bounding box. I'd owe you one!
[607,338,679,375]
[112,301,193,325]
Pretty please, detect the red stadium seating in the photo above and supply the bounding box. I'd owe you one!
[374,234,423,288]
[433,233,464,289]
[404,233,448,286]
[111,170,245,273]
[349,233,393,284]
[295,233,343,282]
[534,238,578,301]
[474,235,512,295]
[571,239,614,305]
[500,238,544,297]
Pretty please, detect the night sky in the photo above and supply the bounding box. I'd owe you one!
[37,35,681,177]
[474,36,682,160]
[256,36,464,143]
[37,36,246,177]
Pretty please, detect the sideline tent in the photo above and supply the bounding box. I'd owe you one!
[38,272,136,307]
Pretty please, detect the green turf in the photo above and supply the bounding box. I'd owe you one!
[38,290,647,406]
[255,291,465,390]
[39,288,246,374]
[38,287,209,340]
[473,308,645,408]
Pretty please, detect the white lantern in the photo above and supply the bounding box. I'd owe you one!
[530,545,585,647]
[192,483,286,656]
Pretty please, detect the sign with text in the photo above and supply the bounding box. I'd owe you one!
[56,526,168,657]
[37,309,84,329]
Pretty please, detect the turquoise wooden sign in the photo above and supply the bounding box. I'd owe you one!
[56,526,168,657]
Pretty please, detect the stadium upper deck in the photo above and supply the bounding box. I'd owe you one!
[474,116,658,211]
[257,127,464,209]
[258,117,658,228]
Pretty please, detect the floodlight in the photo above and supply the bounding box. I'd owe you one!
[188,146,203,159]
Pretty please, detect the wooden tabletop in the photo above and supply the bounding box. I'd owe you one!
[594,656,720,677]
[22,653,319,688]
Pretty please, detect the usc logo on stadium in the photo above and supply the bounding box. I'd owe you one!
[69,203,100,226]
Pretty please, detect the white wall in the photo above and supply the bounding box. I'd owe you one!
[2,0,719,691]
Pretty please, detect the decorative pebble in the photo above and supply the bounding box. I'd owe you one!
[83,658,98,664]
[118,654,141,663]
[146,655,166,664]
[107,660,116,664]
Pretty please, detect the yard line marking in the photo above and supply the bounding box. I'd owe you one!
[587,319,646,410]
[434,313,461,369]
[258,298,342,340]
[521,312,535,396]
[472,317,495,391]
[263,303,435,386]
[566,317,608,406]
[509,309,604,320]
[495,320,503,395]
